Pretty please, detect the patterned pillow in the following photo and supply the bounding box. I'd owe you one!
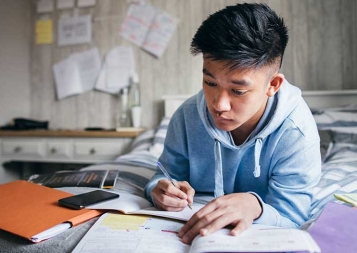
[312,105,357,131]
[149,117,170,157]
[114,117,171,169]
[313,105,357,160]
[128,129,155,152]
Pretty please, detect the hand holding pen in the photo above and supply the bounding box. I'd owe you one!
[156,161,193,210]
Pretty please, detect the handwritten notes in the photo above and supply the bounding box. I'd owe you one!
[58,15,92,46]
[53,48,101,99]
[95,46,136,94]
[120,3,178,57]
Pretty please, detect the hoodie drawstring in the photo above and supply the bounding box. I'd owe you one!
[214,138,262,198]
[214,139,224,197]
[254,138,262,178]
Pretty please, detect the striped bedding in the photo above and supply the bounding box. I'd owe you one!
[310,104,357,218]
[113,117,170,170]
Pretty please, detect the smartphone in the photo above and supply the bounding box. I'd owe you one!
[58,190,120,210]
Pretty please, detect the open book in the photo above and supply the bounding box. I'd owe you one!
[72,212,321,253]
[85,191,208,221]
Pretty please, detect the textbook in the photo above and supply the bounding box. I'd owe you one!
[0,180,103,242]
[27,170,119,189]
[72,212,321,253]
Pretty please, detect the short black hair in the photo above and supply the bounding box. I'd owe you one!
[191,3,289,70]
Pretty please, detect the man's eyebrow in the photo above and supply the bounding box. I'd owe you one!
[202,68,214,78]
[231,79,251,86]
[203,68,251,86]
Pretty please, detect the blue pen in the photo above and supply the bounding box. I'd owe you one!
[157,161,192,210]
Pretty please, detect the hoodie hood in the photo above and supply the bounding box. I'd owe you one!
[197,79,302,195]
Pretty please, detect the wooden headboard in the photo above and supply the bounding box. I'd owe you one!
[163,90,357,117]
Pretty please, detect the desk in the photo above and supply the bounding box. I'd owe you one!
[0,128,144,182]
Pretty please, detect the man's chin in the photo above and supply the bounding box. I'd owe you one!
[214,121,238,132]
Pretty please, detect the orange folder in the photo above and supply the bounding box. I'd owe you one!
[0,180,103,242]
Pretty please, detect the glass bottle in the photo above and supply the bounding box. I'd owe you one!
[118,87,130,127]
[129,73,140,107]
[129,73,141,127]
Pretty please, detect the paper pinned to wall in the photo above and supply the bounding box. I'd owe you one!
[77,0,97,8]
[53,57,82,100]
[119,3,179,58]
[142,11,179,58]
[105,46,136,88]
[35,19,53,44]
[53,47,102,99]
[37,0,54,13]
[56,0,75,9]
[119,3,157,47]
[72,47,102,92]
[95,46,136,94]
[58,15,92,46]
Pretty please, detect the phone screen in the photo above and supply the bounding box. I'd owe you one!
[58,190,120,209]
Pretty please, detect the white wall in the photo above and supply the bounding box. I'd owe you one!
[0,0,31,183]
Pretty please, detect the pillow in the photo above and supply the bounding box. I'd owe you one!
[313,105,357,160]
[114,117,171,170]
[149,117,170,157]
[312,105,357,130]
[128,129,155,152]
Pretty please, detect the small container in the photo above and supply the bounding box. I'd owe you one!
[129,73,141,127]
[118,87,130,127]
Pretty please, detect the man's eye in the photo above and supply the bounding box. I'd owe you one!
[232,89,246,95]
[204,80,216,87]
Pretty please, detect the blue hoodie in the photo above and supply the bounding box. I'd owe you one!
[145,80,321,228]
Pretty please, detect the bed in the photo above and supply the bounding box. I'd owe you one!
[1,90,357,252]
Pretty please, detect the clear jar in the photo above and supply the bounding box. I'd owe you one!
[118,87,130,127]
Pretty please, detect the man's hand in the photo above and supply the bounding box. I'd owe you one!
[151,179,195,211]
[178,193,262,244]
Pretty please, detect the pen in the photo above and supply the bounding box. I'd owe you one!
[157,161,192,210]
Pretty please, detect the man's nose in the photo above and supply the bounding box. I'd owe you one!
[213,90,231,112]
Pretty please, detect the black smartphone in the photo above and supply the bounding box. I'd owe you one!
[58,190,120,210]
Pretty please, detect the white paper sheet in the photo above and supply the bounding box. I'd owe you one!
[95,46,136,94]
[119,3,157,47]
[53,57,82,100]
[56,0,75,9]
[142,11,179,57]
[105,46,135,89]
[37,0,54,13]
[72,47,101,92]
[58,15,92,46]
[53,47,102,99]
[77,0,96,7]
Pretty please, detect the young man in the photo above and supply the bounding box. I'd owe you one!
[144,3,321,244]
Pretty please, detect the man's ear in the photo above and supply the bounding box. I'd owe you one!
[266,73,284,97]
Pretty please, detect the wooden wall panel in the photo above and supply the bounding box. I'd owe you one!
[30,0,357,129]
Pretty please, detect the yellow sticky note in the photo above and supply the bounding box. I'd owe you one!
[36,19,53,44]
[334,193,357,207]
[101,213,148,230]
